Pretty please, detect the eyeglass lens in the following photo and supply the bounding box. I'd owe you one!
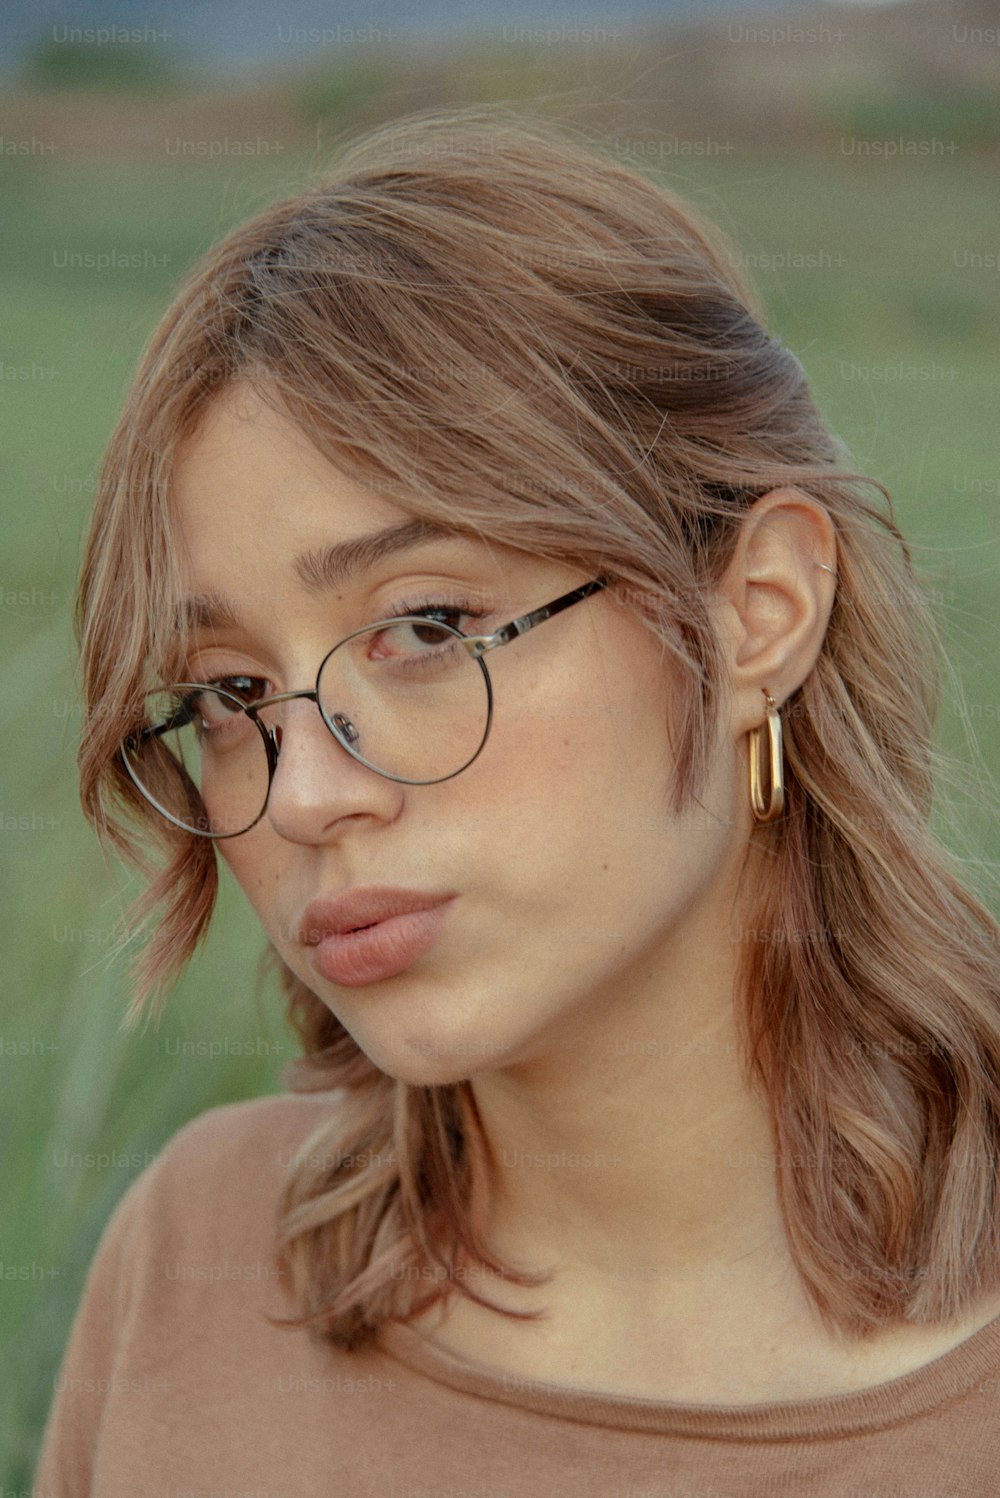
[122,617,491,836]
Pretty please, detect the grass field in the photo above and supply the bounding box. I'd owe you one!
[3,136,999,1482]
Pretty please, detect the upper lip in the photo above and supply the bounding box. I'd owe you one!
[299,886,455,945]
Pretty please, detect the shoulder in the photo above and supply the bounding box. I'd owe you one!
[32,1091,347,1490]
[117,1090,344,1263]
[151,1089,343,1182]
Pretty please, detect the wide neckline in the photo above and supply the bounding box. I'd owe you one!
[377,1308,1000,1438]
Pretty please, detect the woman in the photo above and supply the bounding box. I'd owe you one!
[36,106,1000,1493]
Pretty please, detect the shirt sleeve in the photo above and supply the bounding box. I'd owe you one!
[32,1164,153,1498]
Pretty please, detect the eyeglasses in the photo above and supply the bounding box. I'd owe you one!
[120,575,610,839]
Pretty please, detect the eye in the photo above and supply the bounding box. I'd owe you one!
[405,608,466,643]
[198,675,269,706]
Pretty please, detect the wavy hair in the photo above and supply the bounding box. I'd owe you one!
[76,105,1000,1349]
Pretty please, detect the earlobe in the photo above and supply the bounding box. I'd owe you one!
[721,488,837,730]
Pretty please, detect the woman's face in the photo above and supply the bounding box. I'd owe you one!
[170,382,751,1085]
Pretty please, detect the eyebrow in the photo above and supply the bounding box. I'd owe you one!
[174,519,453,632]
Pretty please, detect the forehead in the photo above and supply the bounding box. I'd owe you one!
[172,382,410,551]
[168,383,516,621]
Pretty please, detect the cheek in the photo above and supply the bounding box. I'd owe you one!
[482,663,740,908]
[489,629,668,784]
[461,682,667,876]
[217,837,283,935]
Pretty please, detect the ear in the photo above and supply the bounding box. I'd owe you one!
[712,489,837,736]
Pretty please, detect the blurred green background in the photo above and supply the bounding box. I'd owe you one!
[3,3,999,1482]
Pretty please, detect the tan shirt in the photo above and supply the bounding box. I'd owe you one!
[34,1093,1000,1495]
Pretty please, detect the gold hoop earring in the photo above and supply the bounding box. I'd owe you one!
[748,689,784,822]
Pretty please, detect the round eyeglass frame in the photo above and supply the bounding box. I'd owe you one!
[120,575,611,839]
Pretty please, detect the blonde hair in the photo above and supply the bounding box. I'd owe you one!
[77,105,1000,1349]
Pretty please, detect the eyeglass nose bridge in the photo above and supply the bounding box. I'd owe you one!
[244,687,361,758]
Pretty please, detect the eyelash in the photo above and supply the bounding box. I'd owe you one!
[381,593,489,630]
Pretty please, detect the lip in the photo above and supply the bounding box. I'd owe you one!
[299,886,456,988]
[299,886,456,944]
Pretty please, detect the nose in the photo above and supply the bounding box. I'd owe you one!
[261,697,402,843]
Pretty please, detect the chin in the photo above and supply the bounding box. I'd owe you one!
[370,1037,504,1088]
[327,1013,511,1087]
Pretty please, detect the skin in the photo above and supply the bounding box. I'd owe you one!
[170,380,1000,1403]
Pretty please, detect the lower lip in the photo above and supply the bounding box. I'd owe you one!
[306,902,454,987]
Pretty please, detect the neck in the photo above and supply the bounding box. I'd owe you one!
[466,862,795,1316]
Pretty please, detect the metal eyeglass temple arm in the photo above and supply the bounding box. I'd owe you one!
[461,576,610,660]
